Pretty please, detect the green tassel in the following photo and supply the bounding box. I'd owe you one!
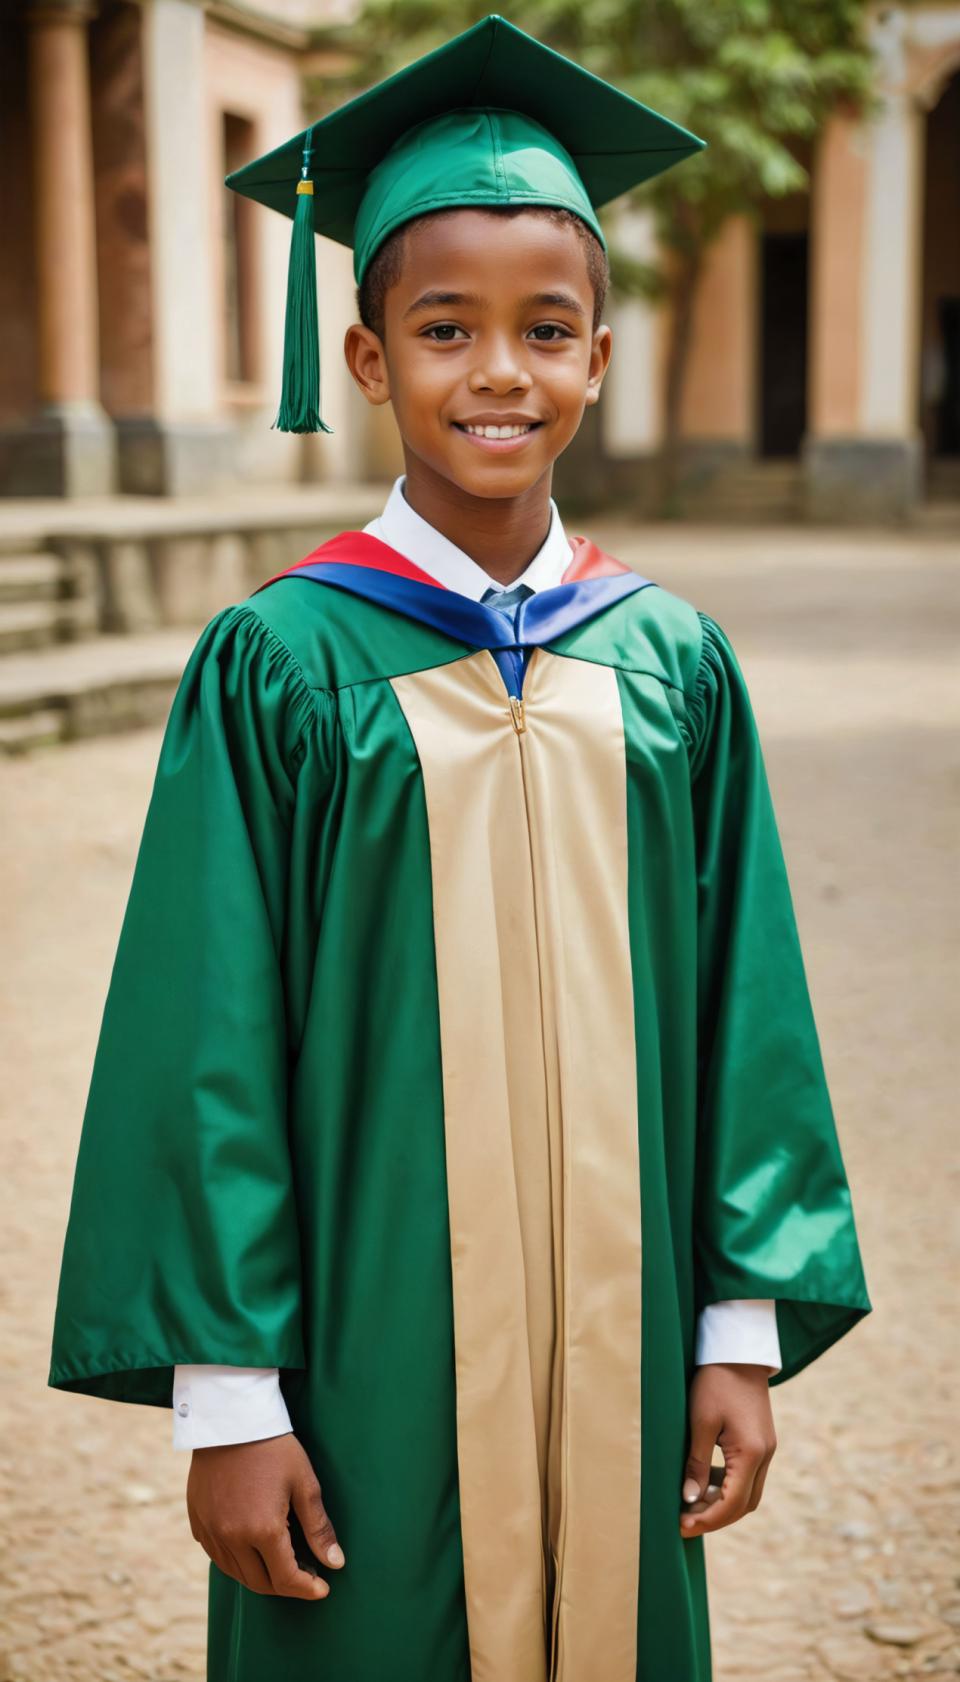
[273,133,333,434]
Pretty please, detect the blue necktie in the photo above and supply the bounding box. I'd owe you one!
[480,581,534,635]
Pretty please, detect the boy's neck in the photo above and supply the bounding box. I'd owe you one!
[400,460,556,587]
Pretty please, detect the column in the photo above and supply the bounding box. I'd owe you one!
[139,0,230,493]
[803,109,870,518]
[20,0,115,494]
[601,206,663,460]
[860,92,925,446]
[680,214,757,453]
[803,9,925,521]
[807,110,866,441]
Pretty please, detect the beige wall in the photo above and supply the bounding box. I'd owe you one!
[808,111,866,436]
[602,207,663,457]
[668,6,960,466]
[680,216,757,443]
[205,20,304,481]
[142,0,219,423]
[205,17,374,483]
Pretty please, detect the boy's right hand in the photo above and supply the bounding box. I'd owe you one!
[186,1433,345,1600]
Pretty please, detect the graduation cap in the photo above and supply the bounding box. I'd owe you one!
[225,13,705,434]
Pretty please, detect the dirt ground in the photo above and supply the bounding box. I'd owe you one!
[1,525,957,1682]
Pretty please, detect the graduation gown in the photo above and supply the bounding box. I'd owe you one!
[48,531,871,1682]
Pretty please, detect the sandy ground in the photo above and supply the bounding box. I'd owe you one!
[1,525,957,1682]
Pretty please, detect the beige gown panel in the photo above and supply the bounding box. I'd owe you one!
[390,647,642,1682]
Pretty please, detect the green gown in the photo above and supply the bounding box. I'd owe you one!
[48,532,871,1682]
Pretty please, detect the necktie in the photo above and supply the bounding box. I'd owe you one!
[480,581,534,634]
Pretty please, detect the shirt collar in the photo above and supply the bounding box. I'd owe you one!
[361,474,572,601]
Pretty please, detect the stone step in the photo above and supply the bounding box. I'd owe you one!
[915,500,960,532]
[723,466,801,487]
[714,473,801,495]
[0,627,195,752]
[684,488,802,521]
[925,464,960,502]
[0,596,98,654]
[704,490,802,510]
[680,463,802,521]
[0,707,64,755]
[701,473,801,497]
[702,501,803,518]
[0,552,63,603]
[0,483,389,551]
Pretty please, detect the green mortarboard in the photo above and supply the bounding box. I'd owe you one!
[226,13,705,434]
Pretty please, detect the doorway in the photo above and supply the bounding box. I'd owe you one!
[919,72,960,467]
[758,231,809,458]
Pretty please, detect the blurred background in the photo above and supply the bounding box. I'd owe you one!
[0,0,959,732]
[1,5,958,1682]
[3,0,960,520]
[0,0,959,741]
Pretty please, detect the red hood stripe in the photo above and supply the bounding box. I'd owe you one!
[257,530,632,594]
[261,531,446,591]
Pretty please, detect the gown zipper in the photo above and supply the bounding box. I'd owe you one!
[505,674,566,1682]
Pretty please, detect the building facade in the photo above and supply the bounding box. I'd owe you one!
[600,3,960,520]
[1,0,958,518]
[0,0,383,499]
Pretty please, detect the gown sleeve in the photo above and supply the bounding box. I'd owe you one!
[687,612,872,1386]
[47,602,322,1409]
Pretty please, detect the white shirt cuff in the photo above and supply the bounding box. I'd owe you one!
[171,1365,294,1450]
[695,1298,782,1374]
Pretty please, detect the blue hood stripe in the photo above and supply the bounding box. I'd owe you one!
[276,562,655,694]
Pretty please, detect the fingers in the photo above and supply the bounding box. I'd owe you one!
[192,1510,329,1600]
[681,1438,768,1537]
[258,1518,332,1601]
[291,1469,346,1573]
[221,1540,273,1596]
[681,1408,721,1505]
[681,1365,778,1536]
[190,1516,260,1592]
[683,1473,724,1517]
[745,1449,775,1513]
[186,1437,339,1600]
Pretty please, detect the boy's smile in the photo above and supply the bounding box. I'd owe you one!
[452,417,544,454]
[345,208,612,580]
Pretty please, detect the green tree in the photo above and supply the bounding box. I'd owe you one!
[310,0,874,503]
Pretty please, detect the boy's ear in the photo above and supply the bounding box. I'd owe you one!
[344,323,392,406]
[584,323,613,409]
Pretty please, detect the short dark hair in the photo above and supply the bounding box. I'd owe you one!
[356,204,609,341]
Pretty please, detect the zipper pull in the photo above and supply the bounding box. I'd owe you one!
[509,696,526,734]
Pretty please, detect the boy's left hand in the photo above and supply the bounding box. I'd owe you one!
[679,1363,777,1539]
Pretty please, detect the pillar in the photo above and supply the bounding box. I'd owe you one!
[13,0,116,495]
[680,215,757,452]
[601,207,663,460]
[134,0,231,493]
[805,80,925,519]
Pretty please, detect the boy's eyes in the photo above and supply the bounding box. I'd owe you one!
[420,322,573,343]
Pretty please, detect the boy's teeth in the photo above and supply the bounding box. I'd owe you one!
[463,423,532,438]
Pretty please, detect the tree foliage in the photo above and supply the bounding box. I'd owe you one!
[311,0,875,495]
[317,0,874,261]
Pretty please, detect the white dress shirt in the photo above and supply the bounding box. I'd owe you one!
[172,475,781,1450]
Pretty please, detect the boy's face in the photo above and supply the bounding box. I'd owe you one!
[346,209,612,501]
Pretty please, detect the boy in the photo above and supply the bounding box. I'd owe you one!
[48,17,871,1682]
